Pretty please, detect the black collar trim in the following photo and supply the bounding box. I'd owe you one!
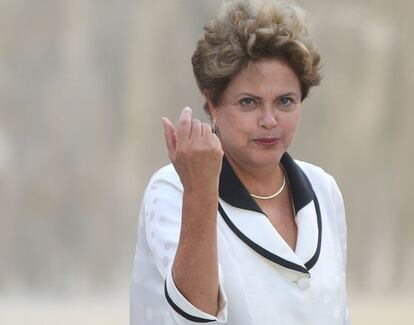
[218,152,322,274]
[218,203,310,275]
[218,156,262,214]
[219,153,314,215]
[304,191,322,270]
[280,153,314,213]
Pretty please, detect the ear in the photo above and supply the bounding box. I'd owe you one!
[203,90,219,123]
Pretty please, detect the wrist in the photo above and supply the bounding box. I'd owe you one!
[181,187,219,228]
[183,185,219,200]
[182,179,219,194]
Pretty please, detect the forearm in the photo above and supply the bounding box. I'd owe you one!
[172,187,219,316]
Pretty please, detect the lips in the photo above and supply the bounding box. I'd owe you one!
[253,137,280,145]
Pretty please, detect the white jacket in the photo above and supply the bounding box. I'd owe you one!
[130,153,349,325]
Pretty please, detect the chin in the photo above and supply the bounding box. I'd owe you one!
[259,147,284,160]
[248,151,283,168]
[225,146,285,169]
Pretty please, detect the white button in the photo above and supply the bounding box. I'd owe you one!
[297,277,310,290]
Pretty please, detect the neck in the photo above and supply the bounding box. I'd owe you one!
[225,155,284,197]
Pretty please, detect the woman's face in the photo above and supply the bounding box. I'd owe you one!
[209,59,302,171]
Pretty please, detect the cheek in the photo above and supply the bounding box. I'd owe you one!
[280,111,301,136]
[289,107,301,122]
[220,115,254,143]
[289,114,301,132]
[233,118,255,136]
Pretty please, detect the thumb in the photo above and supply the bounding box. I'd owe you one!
[161,117,176,160]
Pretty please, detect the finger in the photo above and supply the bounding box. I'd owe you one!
[161,117,176,159]
[190,119,202,139]
[176,107,192,141]
[201,123,211,137]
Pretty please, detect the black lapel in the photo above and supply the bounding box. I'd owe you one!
[218,152,322,273]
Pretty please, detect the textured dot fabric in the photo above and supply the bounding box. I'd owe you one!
[130,154,350,325]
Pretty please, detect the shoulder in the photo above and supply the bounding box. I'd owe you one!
[294,159,343,202]
[294,161,347,253]
[140,164,183,212]
[294,159,334,183]
[147,163,183,192]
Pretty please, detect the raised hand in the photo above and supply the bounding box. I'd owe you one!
[161,107,223,192]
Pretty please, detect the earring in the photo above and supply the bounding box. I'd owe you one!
[212,122,220,136]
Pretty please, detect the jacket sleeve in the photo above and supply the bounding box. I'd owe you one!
[329,175,350,325]
[143,167,228,324]
[329,175,347,276]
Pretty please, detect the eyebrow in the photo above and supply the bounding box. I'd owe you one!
[238,92,300,100]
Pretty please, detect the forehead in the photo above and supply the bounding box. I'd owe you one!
[226,59,301,95]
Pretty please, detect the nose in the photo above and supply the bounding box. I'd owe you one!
[259,107,277,130]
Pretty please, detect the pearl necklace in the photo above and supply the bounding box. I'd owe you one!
[249,174,286,200]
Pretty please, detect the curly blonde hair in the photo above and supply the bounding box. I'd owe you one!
[192,0,321,116]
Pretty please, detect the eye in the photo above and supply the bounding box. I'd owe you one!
[239,97,256,107]
[278,96,294,108]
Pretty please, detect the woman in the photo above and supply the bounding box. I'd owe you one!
[130,1,349,324]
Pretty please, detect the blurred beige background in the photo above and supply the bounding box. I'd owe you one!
[0,0,413,324]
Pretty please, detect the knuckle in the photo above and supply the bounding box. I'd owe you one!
[175,145,188,156]
[202,123,212,131]
[178,118,190,127]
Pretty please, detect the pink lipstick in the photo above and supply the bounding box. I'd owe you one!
[253,137,280,146]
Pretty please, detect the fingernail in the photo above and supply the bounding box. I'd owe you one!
[161,117,170,127]
[183,106,192,113]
